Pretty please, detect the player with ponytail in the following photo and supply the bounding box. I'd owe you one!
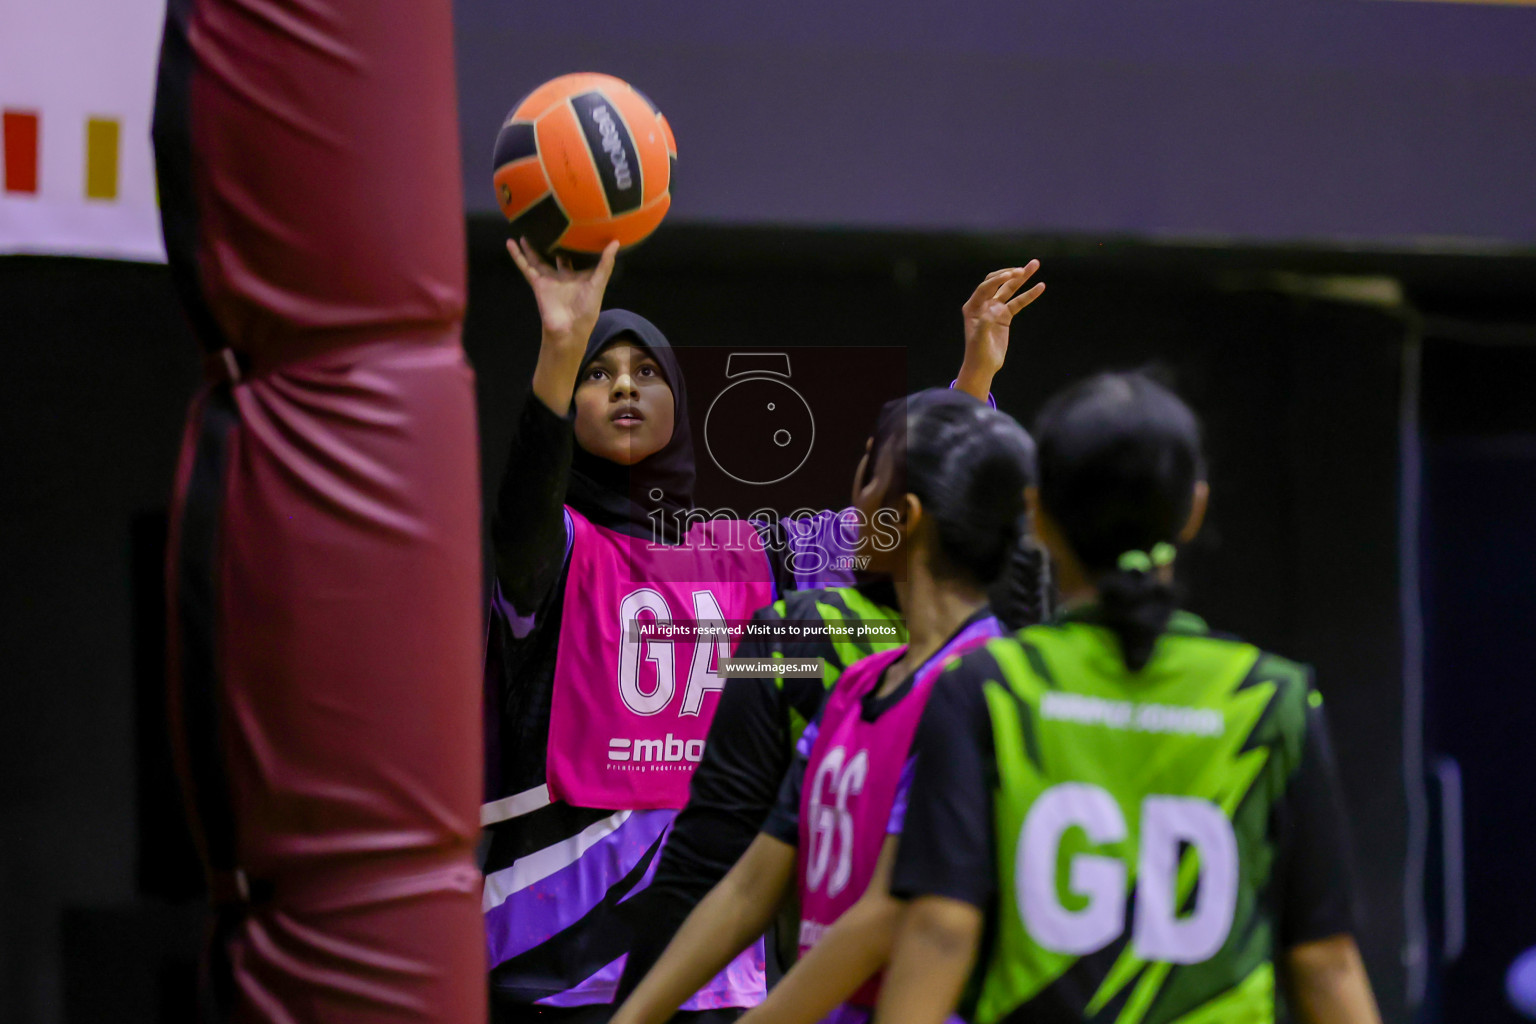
[610,390,1041,1024]
[483,242,1045,1024]
[613,376,1054,1001]
[876,372,1382,1024]
[989,529,1052,634]
[1029,371,1197,671]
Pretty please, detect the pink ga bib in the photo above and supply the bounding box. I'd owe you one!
[798,615,1000,1007]
[547,508,775,809]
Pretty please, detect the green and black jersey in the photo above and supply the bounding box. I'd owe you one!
[615,583,907,996]
[891,610,1357,1024]
[770,583,909,744]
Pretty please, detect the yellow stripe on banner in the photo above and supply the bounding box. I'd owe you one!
[85,117,119,200]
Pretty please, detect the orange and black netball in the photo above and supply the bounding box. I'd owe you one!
[493,72,676,261]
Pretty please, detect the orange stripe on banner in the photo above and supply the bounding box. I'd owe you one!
[4,110,40,194]
[86,117,119,200]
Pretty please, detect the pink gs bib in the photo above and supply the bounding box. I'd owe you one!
[547,507,775,809]
[798,615,1000,1007]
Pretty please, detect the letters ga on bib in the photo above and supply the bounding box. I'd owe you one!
[546,508,775,809]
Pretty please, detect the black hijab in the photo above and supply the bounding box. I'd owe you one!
[567,309,696,542]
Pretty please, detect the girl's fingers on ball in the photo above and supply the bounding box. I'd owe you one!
[594,241,620,285]
[507,239,535,279]
[518,238,548,274]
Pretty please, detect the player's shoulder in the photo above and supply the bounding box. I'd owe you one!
[939,622,1063,680]
[1162,612,1315,687]
[933,634,1017,693]
[770,584,887,623]
[1242,647,1314,691]
[1155,615,1319,723]
[978,613,1314,691]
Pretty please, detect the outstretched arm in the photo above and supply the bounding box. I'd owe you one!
[489,239,619,611]
[739,836,905,1024]
[874,895,983,1024]
[953,261,1045,403]
[874,666,998,1024]
[611,833,797,1024]
[615,660,796,1000]
[778,263,1043,590]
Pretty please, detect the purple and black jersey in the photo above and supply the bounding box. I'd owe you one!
[482,396,856,1010]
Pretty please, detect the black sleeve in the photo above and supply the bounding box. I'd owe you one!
[760,711,816,846]
[1275,700,1361,946]
[667,669,795,871]
[615,634,794,998]
[890,660,998,908]
[490,393,574,615]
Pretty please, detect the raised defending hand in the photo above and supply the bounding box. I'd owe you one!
[955,261,1045,402]
[507,238,620,353]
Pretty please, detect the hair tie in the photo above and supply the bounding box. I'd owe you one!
[1117,542,1176,573]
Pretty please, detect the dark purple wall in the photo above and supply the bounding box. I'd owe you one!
[456,0,1536,245]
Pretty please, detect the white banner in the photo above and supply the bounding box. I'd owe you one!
[0,0,167,261]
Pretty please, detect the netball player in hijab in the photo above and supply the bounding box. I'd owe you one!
[482,240,1044,1024]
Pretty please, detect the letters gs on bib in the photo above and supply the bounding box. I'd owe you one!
[806,746,869,898]
[1019,784,1240,965]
